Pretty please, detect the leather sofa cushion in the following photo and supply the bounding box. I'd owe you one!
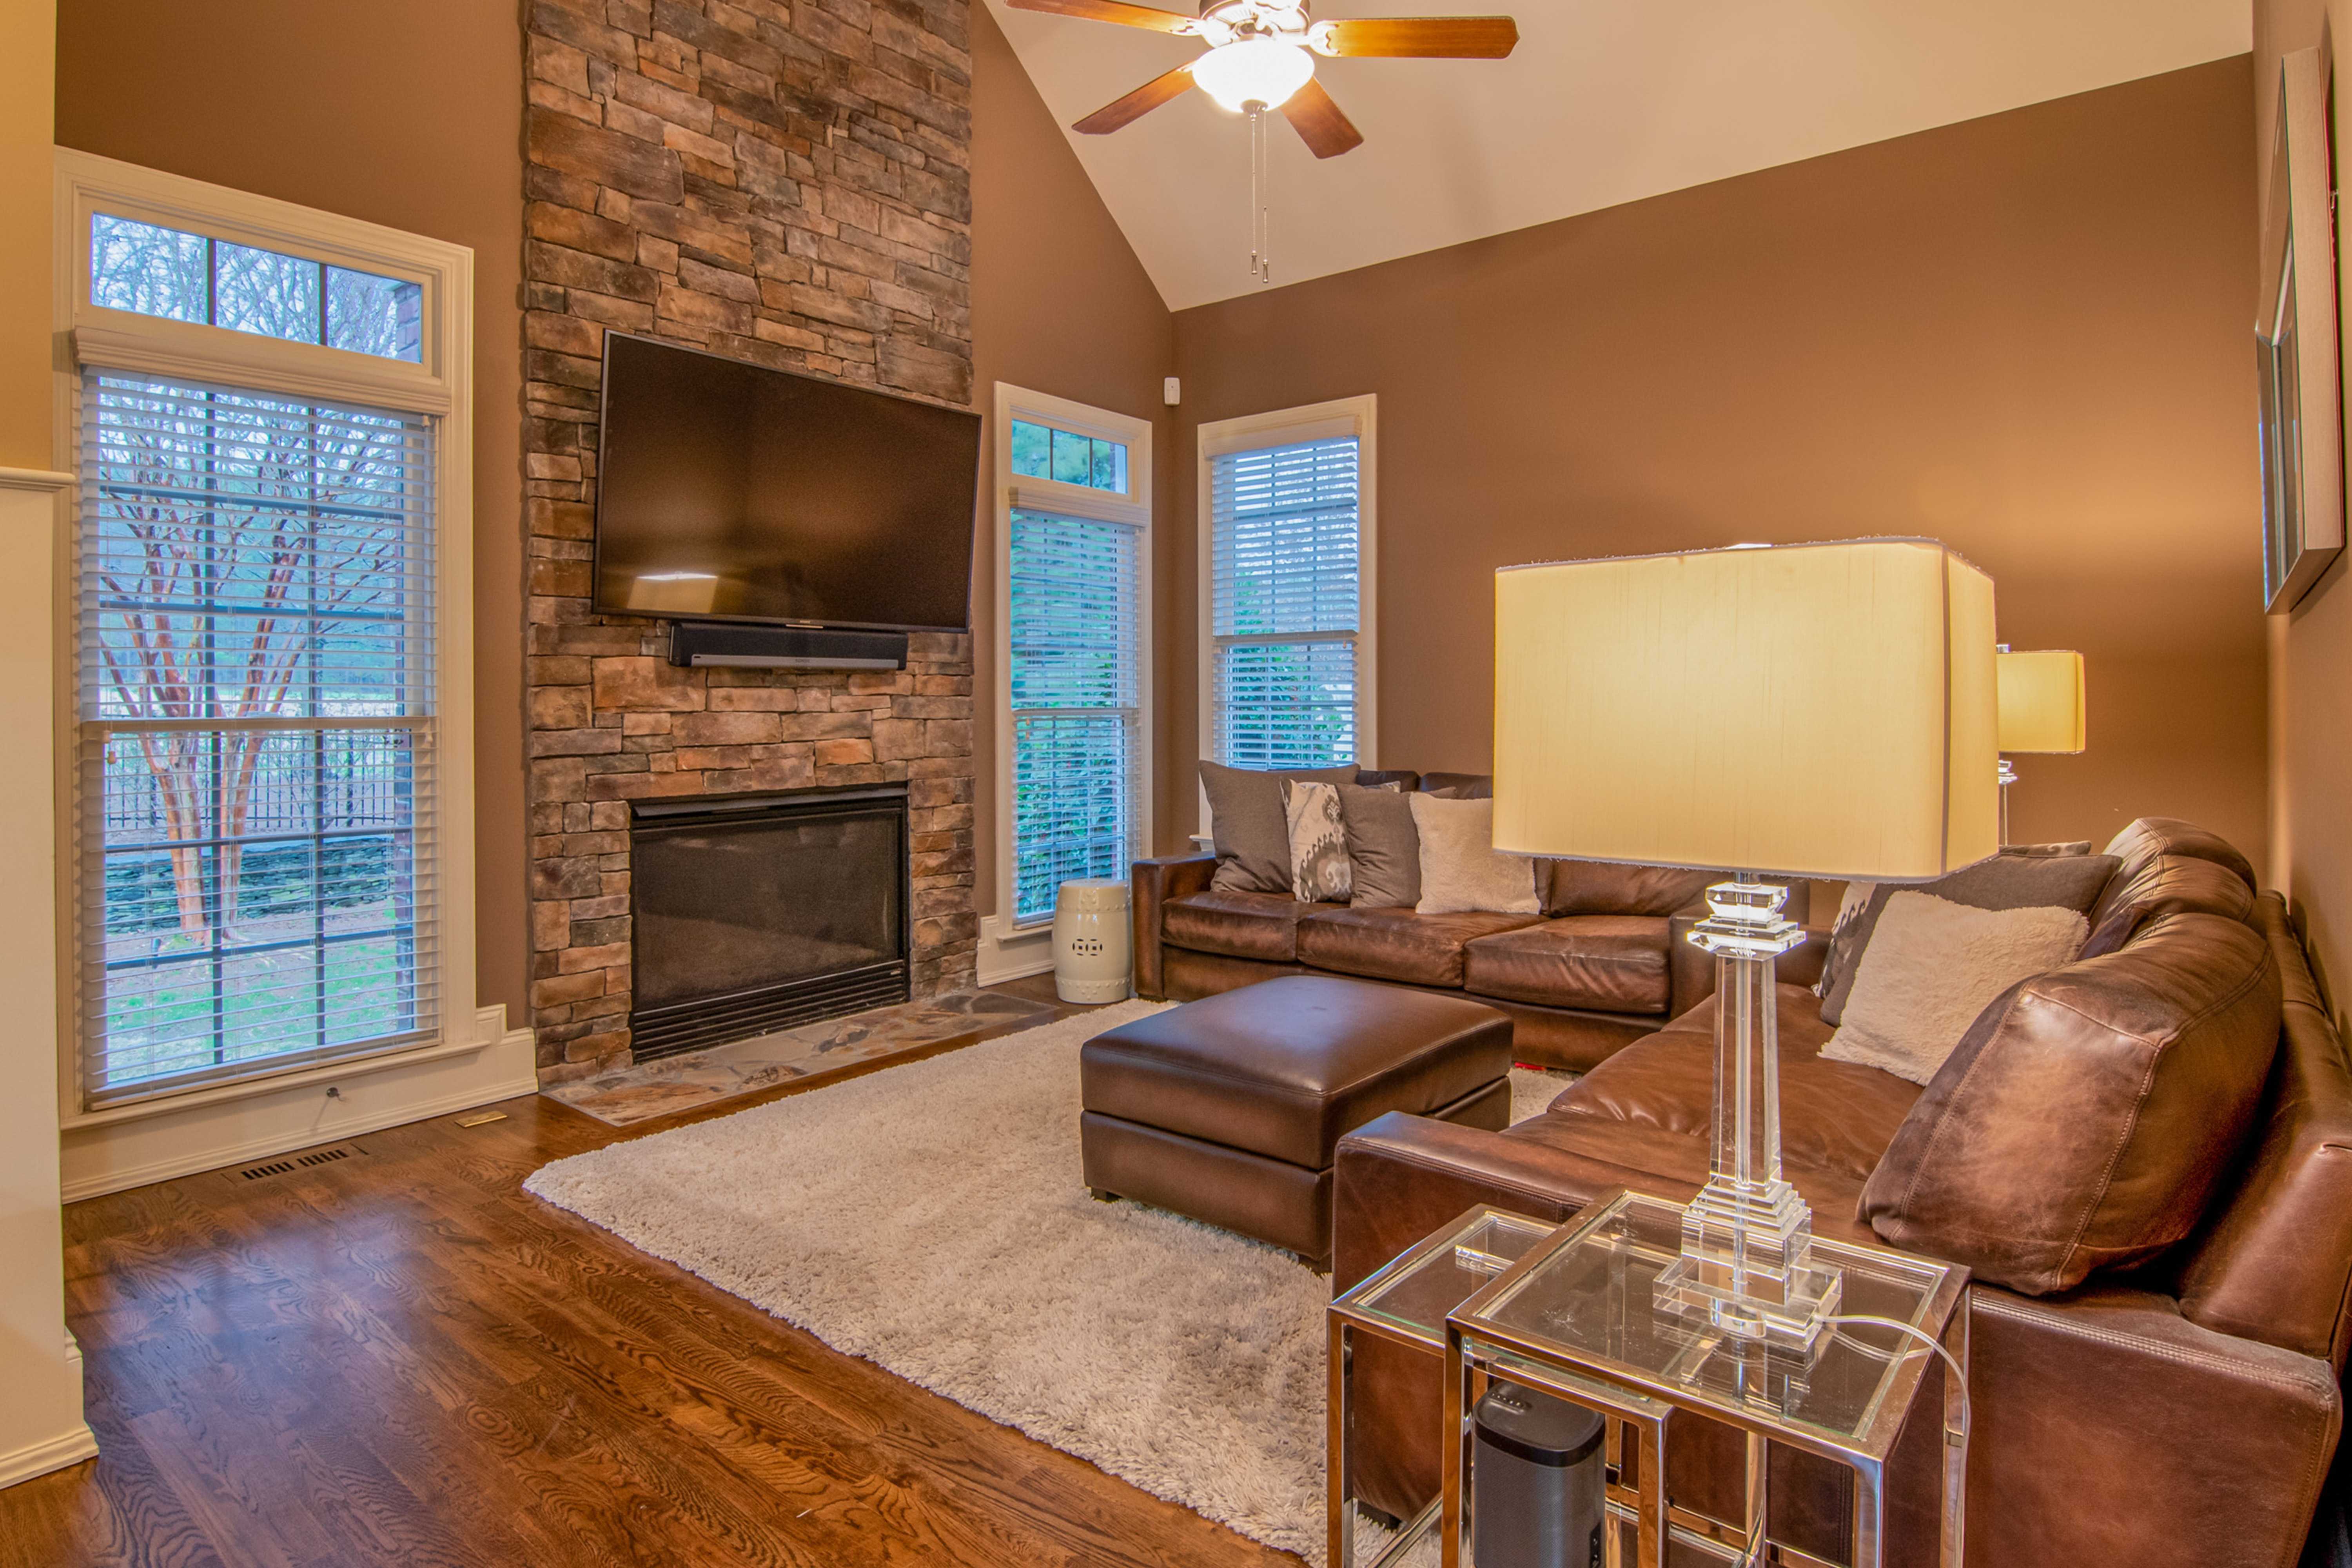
[1354,769,1422,792]
[2167,895,2352,1367]
[2103,815,2259,895]
[1463,915,1673,1014]
[1862,911,2282,1294]
[1162,889,1317,962]
[2080,852,2255,959]
[1298,906,1541,987]
[1079,975,1514,1168]
[1551,984,1919,1185]
[1419,771,1492,799]
[1545,862,1714,919]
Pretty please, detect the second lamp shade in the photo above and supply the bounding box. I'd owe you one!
[1492,538,2001,883]
[1997,649,2087,754]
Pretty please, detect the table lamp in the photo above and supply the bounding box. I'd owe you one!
[1494,539,1999,1349]
[1995,649,2087,844]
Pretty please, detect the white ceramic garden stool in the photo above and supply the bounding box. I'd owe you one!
[1052,879,1132,1004]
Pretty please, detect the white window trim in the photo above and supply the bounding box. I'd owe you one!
[1194,394,1378,833]
[989,383,1154,960]
[50,149,486,1127]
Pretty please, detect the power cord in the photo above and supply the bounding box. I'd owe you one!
[1817,1313,1970,1443]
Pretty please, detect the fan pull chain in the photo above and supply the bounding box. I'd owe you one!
[1248,103,1272,286]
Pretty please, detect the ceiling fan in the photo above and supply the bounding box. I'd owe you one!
[1006,0,1520,159]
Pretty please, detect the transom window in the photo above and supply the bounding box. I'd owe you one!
[91,213,424,363]
[1201,398,1377,776]
[1011,416,1129,494]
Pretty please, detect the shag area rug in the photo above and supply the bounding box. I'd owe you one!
[526,1000,1569,1564]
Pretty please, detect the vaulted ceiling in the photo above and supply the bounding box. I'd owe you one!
[982,0,2251,310]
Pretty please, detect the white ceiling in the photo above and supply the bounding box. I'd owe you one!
[983,0,2251,310]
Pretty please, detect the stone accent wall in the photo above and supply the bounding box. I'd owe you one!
[521,0,978,1082]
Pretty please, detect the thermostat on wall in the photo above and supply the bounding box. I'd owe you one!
[1163,376,1181,406]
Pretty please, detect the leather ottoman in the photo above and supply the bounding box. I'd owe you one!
[1078,975,1515,1268]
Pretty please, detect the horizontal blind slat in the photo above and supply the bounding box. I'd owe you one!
[77,366,441,1106]
[1209,434,1362,769]
[1009,508,1141,924]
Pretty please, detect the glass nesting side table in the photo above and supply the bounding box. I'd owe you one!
[1328,1205,1560,1568]
[1443,1189,1969,1568]
[1328,1194,1970,1568]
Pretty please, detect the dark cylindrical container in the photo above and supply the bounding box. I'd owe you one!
[1471,1383,1606,1568]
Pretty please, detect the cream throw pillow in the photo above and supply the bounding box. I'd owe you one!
[1822,891,2088,1085]
[1409,794,1541,915]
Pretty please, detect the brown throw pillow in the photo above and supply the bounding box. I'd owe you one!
[1200,760,1359,895]
[1338,782,1420,908]
[1817,851,2118,1025]
[1859,912,2281,1295]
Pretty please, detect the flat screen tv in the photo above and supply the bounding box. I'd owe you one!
[593,332,982,631]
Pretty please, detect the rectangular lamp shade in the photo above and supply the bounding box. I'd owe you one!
[1493,538,2000,883]
[1997,649,2087,753]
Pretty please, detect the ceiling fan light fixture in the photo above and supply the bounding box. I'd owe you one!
[1191,37,1315,113]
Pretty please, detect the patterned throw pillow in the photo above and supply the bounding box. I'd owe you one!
[1282,780,1352,902]
[1815,880,1877,999]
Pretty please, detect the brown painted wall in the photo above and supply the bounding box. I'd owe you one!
[1167,58,2266,875]
[2254,0,2352,1029]
[969,4,1175,927]
[54,0,532,1024]
[0,0,52,473]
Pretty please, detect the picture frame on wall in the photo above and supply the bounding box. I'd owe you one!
[2258,46,2345,614]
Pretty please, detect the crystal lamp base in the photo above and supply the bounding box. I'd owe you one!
[1653,875,1844,1351]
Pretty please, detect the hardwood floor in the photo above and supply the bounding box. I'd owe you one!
[3,978,1295,1568]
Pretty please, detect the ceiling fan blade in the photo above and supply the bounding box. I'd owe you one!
[1280,77,1365,158]
[1312,16,1519,57]
[1005,0,1200,33]
[1074,64,1198,134]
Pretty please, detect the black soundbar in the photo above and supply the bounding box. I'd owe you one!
[666,620,908,671]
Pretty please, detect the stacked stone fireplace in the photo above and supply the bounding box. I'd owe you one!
[521,0,978,1082]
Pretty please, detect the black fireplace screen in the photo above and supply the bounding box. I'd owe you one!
[628,787,910,1059]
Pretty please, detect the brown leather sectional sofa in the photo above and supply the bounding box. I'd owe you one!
[1330,818,2351,1568]
[1133,770,1815,1071]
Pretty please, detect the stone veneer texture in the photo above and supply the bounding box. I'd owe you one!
[521,0,978,1081]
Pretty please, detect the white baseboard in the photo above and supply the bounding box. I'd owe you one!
[977,913,1055,986]
[0,1423,99,1489]
[61,1013,539,1202]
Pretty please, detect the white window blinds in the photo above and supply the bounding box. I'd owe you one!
[76,368,440,1105]
[1209,434,1363,769]
[1009,508,1142,924]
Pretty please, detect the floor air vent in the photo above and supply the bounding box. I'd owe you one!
[238,1144,363,1182]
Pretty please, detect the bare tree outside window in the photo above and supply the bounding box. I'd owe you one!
[83,369,434,1092]
[75,209,441,1103]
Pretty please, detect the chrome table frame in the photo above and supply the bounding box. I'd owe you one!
[1442,1189,1970,1568]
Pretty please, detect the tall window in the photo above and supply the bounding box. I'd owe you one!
[1200,397,1377,776]
[60,155,473,1110]
[995,388,1152,929]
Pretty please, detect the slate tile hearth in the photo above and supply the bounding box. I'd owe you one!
[541,989,1055,1126]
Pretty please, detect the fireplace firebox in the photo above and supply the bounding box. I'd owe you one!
[628,786,911,1060]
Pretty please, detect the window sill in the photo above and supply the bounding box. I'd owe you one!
[62,1025,501,1131]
